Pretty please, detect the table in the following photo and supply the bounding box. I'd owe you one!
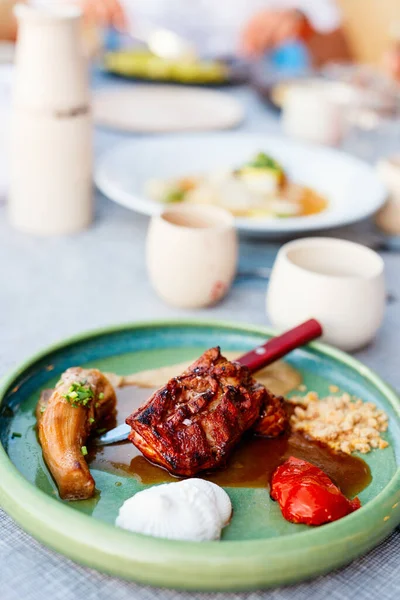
[0,82,399,600]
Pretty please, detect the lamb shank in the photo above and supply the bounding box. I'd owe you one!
[126,347,287,477]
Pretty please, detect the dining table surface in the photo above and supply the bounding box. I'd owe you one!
[0,70,399,600]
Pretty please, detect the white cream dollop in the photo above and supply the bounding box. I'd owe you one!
[115,479,232,541]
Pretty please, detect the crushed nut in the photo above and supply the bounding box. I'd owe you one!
[289,391,389,455]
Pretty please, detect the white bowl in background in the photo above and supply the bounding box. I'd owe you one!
[95,132,387,238]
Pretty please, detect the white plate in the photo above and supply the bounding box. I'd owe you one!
[95,133,387,236]
[93,86,244,133]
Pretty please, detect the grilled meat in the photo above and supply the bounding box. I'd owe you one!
[253,391,288,437]
[37,368,116,500]
[126,347,286,477]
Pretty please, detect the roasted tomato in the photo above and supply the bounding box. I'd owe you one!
[271,456,361,526]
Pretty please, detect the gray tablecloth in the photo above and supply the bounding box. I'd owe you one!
[0,82,399,599]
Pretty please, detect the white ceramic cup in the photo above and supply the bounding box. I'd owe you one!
[266,237,385,351]
[147,204,238,308]
[282,83,344,146]
[375,156,400,235]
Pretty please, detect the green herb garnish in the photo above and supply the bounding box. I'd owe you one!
[165,188,186,203]
[81,446,88,456]
[62,382,94,408]
[246,152,282,171]
[96,428,107,435]
[89,417,95,424]
[98,392,105,400]
[11,432,22,439]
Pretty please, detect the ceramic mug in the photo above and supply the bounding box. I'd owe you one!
[266,237,385,351]
[375,156,400,235]
[147,204,238,308]
[282,83,344,146]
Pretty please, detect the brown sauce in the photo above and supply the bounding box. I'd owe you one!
[89,387,371,497]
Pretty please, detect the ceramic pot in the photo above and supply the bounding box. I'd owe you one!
[375,156,400,235]
[266,237,385,351]
[282,83,343,146]
[9,4,92,235]
[147,204,238,308]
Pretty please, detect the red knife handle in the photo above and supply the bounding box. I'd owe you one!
[237,319,323,374]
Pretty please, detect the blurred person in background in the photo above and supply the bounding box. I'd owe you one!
[0,0,19,41]
[335,0,400,83]
[4,0,400,82]
[0,0,350,66]
[77,0,350,66]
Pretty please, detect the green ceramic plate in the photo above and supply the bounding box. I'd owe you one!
[0,321,399,591]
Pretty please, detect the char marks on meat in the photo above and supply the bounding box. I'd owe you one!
[126,347,287,477]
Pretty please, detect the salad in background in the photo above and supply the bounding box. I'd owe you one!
[145,152,328,219]
[104,49,230,85]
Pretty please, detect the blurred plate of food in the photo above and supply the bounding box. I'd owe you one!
[93,85,244,133]
[95,132,386,237]
[102,49,247,86]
